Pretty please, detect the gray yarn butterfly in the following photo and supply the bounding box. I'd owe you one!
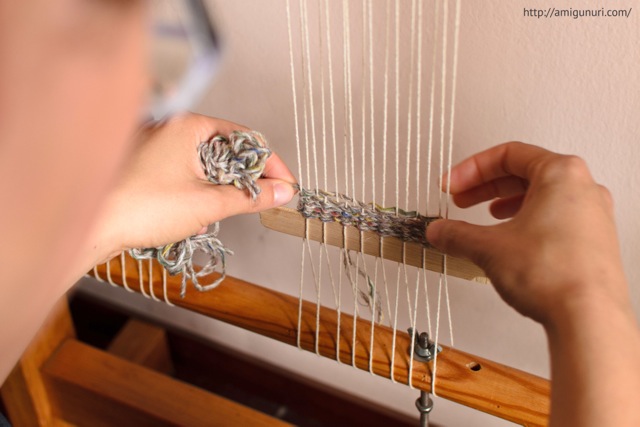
[131,131,270,298]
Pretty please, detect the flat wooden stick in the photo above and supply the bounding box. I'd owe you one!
[92,256,548,426]
[260,207,488,283]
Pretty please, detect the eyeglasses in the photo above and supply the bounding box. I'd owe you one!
[150,0,221,119]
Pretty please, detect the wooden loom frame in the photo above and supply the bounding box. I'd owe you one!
[80,223,547,427]
[0,216,549,426]
[0,217,550,427]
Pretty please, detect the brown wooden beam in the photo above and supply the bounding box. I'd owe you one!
[108,319,174,375]
[93,255,549,426]
[43,339,292,427]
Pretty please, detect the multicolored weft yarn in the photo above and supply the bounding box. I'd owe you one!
[131,131,271,298]
[297,188,438,246]
[199,131,270,199]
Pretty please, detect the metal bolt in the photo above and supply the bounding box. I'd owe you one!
[418,332,430,349]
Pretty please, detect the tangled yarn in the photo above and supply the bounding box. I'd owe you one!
[131,131,271,298]
[297,187,437,246]
[199,131,270,199]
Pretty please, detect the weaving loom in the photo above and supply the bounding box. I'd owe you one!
[1,1,551,426]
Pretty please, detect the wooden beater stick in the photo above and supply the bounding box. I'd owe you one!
[260,207,488,283]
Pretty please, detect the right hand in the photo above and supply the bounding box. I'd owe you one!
[426,142,629,326]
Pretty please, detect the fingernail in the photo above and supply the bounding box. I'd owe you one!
[274,182,295,206]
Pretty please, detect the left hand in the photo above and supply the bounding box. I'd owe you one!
[93,113,296,262]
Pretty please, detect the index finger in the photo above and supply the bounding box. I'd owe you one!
[263,152,297,185]
[446,141,555,194]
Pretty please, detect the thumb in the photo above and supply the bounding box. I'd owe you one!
[253,178,297,210]
[426,219,493,267]
[204,178,296,221]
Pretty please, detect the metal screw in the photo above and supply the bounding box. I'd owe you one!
[418,332,429,349]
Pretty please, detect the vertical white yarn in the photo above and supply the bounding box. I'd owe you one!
[408,260,422,389]
[432,0,462,397]
[137,259,149,298]
[149,259,160,301]
[367,0,375,205]
[93,265,104,282]
[318,0,328,191]
[357,0,369,372]
[414,0,425,212]
[389,248,402,383]
[432,273,444,394]
[316,0,341,363]
[350,244,361,368]
[444,0,463,349]
[408,0,424,379]
[443,260,454,347]
[313,3,325,350]
[300,0,319,189]
[299,1,312,187]
[287,0,306,352]
[432,0,452,397]
[423,250,433,336]
[360,0,367,202]
[366,0,378,376]
[369,257,378,375]
[357,2,371,370]
[162,267,175,306]
[298,0,310,331]
[380,243,393,327]
[120,252,134,293]
[389,0,402,384]
[354,241,375,374]
[337,226,349,363]
[344,0,356,199]
[282,0,463,395]
[403,256,413,328]
[438,0,449,218]
[285,0,304,187]
[335,248,345,364]
[316,237,325,354]
[323,0,339,195]
[342,0,351,196]
[106,261,116,287]
[381,0,391,208]
[425,0,440,214]
[393,0,400,213]
[297,222,307,349]
[403,0,417,210]
[304,238,322,356]
[446,0,463,220]
[320,239,341,362]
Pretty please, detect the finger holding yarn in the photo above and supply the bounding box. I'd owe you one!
[131,131,272,297]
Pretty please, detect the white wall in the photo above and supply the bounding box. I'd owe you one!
[83,1,640,425]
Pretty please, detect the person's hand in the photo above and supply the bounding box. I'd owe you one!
[426,142,629,326]
[93,113,296,262]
